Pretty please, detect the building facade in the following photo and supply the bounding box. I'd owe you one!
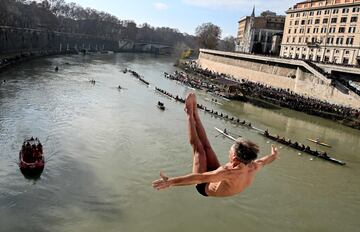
[280,0,360,66]
[236,10,285,54]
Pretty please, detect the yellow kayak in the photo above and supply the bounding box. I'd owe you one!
[306,138,332,148]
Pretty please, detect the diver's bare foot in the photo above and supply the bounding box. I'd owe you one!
[192,94,199,117]
[185,93,195,114]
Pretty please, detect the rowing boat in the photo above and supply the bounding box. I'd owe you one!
[214,127,237,141]
[306,138,332,148]
[262,133,345,165]
[205,98,223,105]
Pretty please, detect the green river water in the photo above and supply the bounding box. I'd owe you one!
[0,53,359,232]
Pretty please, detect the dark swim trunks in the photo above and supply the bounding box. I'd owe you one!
[196,183,208,197]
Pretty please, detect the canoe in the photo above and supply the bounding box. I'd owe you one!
[307,138,332,148]
[214,127,237,141]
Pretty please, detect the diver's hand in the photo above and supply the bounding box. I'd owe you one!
[152,172,171,190]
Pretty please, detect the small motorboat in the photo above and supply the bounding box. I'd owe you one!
[157,101,165,110]
[19,137,45,178]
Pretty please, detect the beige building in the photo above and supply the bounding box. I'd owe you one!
[236,9,285,54]
[280,0,360,66]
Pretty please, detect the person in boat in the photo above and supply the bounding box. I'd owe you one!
[264,129,269,136]
[223,128,228,134]
[118,85,122,90]
[321,152,328,158]
[152,93,279,197]
[301,144,306,150]
[23,142,33,163]
[37,143,43,154]
[55,66,59,72]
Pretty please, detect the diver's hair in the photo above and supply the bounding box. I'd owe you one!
[233,138,259,165]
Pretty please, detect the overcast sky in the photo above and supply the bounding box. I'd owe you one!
[64,0,300,37]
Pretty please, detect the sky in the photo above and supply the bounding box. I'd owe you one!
[64,0,300,37]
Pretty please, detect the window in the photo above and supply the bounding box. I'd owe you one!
[315,19,320,24]
[336,37,344,45]
[288,28,291,33]
[340,17,347,23]
[307,28,311,33]
[321,27,327,33]
[324,10,330,15]
[303,12,307,17]
[295,20,299,25]
[292,37,296,43]
[331,18,337,23]
[296,13,300,17]
[342,8,349,14]
[332,9,339,14]
[316,10,322,15]
[309,11,314,16]
[289,21,292,26]
[338,27,345,33]
[294,28,297,34]
[290,14,294,18]
[301,20,306,25]
[327,37,334,44]
[323,18,328,24]
[346,37,354,45]
[348,27,356,33]
[313,28,319,33]
[329,27,336,33]
[350,17,358,23]
[308,19,313,24]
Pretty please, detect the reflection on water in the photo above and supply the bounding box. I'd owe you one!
[0,53,359,232]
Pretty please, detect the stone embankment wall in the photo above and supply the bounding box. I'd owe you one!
[198,51,360,108]
[0,26,119,55]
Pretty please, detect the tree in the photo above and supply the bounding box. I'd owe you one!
[195,22,221,50]
[218,36,236,52]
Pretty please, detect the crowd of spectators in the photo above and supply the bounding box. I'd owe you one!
[180,61,360,123]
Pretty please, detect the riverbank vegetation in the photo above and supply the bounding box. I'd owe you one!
[0,0,196,49]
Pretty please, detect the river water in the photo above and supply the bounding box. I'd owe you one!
[0,53,359,232]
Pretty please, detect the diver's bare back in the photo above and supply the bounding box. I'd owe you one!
[206,162,261,197]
